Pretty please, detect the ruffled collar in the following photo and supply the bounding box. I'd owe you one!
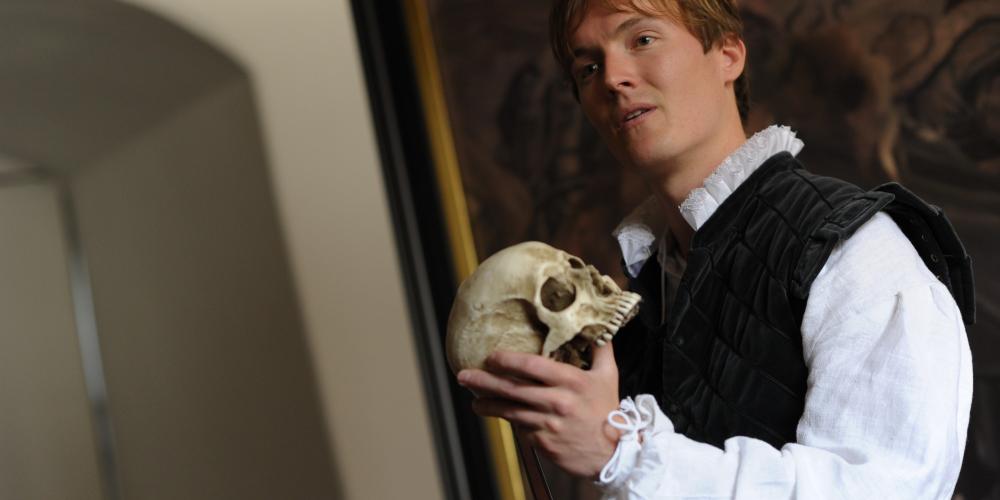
[613,125,805,278]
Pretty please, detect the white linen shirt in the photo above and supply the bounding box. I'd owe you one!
[599,125,973,500]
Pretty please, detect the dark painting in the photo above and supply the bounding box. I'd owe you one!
[425,0,1000,497]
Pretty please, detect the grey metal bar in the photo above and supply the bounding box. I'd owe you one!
[56,178,123,500]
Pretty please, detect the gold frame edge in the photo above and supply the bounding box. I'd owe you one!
[400,1,526,500]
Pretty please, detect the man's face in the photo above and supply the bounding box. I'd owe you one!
[568,4,738,174]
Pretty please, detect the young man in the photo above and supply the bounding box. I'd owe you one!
[456,0,975,498]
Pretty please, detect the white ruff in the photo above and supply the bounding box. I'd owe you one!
[613,125,804,277]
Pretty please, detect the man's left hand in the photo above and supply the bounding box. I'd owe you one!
[456,343,622,479]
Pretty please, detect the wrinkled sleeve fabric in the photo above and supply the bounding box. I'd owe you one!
[596,213,973,500]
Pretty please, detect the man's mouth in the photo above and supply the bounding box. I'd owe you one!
[625,109,648,121]
[619,106,653,128]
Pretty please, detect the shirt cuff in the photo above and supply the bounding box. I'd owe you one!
[595,394,673,496]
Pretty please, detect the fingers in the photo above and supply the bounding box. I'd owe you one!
[590,341,617,374]
[457,368,555,409]
[483,350,580,387]
[471,398,548,429]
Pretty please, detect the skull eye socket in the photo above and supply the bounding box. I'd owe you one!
[541,277,576,311]
[568,257,584,269]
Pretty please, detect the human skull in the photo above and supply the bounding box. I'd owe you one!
[446,241,640,372]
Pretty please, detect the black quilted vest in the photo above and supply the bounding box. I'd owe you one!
[612,152,975,449]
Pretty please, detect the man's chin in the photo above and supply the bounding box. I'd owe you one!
[619,146,665,172]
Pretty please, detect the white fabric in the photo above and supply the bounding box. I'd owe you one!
[614,196,667,278]
[678,124,804,229]
[613,124,804,278]
[599,395,672,499]
[599,126,973,499]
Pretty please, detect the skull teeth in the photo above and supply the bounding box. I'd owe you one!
[615,292,642,324]
[595,332,614,347]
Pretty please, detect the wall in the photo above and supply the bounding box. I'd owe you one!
[0,182,104,500]
[117,1,445,499]
[73,78,338,500]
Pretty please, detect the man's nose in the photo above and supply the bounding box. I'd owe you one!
[602,54,635,94]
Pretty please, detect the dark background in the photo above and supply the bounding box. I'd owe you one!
[421,0,1000,498]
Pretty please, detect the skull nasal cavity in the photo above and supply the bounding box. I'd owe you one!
[541,278,576,311]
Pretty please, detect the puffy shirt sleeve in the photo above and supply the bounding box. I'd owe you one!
[595,213,973,499]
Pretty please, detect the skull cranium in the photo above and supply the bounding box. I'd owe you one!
[446,241,640,372]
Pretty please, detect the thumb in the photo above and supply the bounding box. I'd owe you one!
[591,339,617,373]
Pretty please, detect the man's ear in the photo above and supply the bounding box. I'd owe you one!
[718,33,746,84]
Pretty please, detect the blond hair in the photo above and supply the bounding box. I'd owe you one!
[549,0,749,122]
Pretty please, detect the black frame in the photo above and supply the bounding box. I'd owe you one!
[349,2,500,500]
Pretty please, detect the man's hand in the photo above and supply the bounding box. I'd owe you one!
[456,343,622,479]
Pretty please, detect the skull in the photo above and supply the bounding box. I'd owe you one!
[446,241,640,372]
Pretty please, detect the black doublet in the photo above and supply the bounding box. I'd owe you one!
[613,152,975,449]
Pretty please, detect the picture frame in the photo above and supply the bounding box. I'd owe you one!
[354,0,1000,498]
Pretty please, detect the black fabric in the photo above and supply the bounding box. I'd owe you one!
[612,152,975,450]
[873,183,976,324]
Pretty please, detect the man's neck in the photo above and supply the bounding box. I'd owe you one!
[647,120,748,256]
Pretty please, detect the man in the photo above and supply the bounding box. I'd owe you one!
[456,0,974,497]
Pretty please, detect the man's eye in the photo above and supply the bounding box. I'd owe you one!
[578,63,599,80]
[636,35,654,46]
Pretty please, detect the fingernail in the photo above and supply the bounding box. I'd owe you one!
[457,371,469,385]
